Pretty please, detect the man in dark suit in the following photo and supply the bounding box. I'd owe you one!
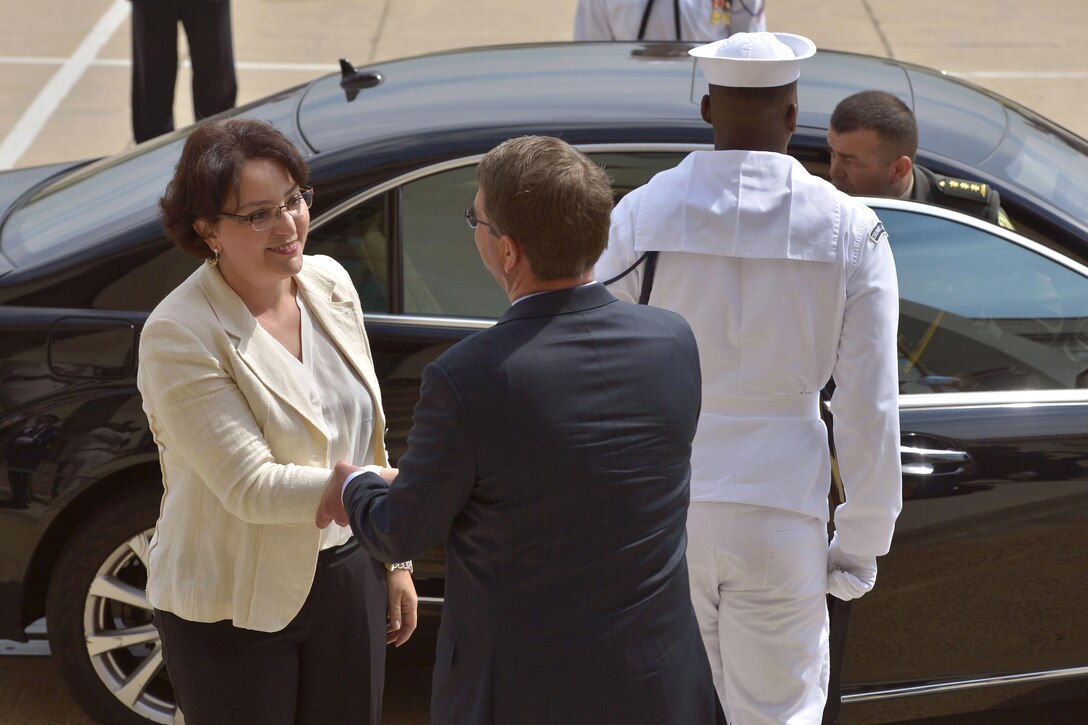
[317,135,721,724]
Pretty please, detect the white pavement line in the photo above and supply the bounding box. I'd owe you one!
[951,71,1088,80]
[0,56,68,65]
[0,55,335,72]
[234,60,336,72]
[0,0,130,171]
[0,55,336,72]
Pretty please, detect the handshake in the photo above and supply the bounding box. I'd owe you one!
[315,460,399,529]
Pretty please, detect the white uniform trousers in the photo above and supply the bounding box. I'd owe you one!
[687,501,830,725]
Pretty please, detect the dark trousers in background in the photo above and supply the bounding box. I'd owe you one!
[131,0,237,143]
[153,547,387,725]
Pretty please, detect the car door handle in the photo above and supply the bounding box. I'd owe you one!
[900,444,972,476]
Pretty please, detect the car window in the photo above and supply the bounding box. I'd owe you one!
[398,166,508,318]
[304,193,390,313]
[593,151,690,200]
[318,149,860,321]
[882,208,1088,393]
[92,245,200,311]
[394,152,691,319]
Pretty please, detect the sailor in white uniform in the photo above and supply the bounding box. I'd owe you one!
[574,0,765,42]
[595,32,903,724]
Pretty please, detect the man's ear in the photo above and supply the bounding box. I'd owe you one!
[890,155,913,184]
[500,234,522,275]
[785,101,798,134]
[700,94,712,125]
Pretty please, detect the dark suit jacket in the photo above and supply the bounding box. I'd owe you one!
[345,283,720,724]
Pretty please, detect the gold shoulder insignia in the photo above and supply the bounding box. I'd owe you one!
[935,176,990,201]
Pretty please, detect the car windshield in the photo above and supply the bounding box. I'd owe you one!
[2,133,187,267]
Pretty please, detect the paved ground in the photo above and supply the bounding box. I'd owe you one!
[2,0,1087,723]
[1,0,1087,171]
[0,639,431,725]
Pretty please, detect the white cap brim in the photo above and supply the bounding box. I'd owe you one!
[689,32,817,88]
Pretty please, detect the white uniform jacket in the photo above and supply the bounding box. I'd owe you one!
[574,0,765,42]
[596,150,902,557]
[137,254,388,632]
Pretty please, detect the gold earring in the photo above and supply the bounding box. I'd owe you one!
[207,248,221,267]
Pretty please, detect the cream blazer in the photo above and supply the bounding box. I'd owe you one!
[137,254,388,632]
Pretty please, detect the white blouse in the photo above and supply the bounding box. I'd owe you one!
[277,294,375,550]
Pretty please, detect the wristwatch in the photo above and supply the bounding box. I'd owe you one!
[385,561,413,573]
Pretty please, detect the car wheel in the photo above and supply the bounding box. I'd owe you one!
[46,486,177,725]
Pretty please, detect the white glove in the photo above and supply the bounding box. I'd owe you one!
[826,536,878,601]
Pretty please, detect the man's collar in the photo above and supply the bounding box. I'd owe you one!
[498,282,613,324]
[510,280,599,306]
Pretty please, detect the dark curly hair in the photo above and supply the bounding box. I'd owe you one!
[159,118,308,259]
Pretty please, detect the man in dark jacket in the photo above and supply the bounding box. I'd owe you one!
[828,90,1013,229]
[318,135,722,725]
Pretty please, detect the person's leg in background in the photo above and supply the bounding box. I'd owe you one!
[179,0,237,124]
[131,0,181,143]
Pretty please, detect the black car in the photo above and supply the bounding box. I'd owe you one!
[1,42,1087,724]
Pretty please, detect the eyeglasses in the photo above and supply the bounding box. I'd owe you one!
[464,205,498,234]
[220,187,314,231]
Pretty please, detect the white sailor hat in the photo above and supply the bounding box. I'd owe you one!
[689,32,817,88]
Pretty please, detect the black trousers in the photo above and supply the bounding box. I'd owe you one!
[154,546,387,725]
[130,0,237,143]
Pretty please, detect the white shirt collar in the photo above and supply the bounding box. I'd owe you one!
[510,280,599,306]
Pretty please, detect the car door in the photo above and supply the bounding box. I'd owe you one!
[840,200,1088,714]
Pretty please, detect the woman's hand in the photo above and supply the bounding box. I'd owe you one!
[386,569,417,647]
[316,460,361,528]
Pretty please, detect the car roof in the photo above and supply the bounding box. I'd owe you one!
[294,41,1088,252]
[5,42,1085,277]
[297,41,1001,162]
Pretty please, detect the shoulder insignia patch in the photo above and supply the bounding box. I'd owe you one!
[936,177,989,201]
[868,221,888,245]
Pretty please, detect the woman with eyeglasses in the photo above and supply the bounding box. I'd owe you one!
[137,117,416,724]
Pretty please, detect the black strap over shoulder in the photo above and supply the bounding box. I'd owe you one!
[601,251,659,305]
[638,0,682,40]
[639,251,658,305]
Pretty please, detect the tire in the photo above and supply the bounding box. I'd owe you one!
[46,485,177,725]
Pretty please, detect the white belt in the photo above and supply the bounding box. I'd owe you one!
[702,392,821,419]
